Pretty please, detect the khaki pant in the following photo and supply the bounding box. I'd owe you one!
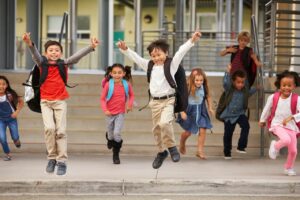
[149,97,176,152]
[41,100,67,162]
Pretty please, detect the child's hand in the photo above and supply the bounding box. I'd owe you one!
[126,106,133,113]
[105,110,112,116]
[11,112,18,119]
[191,30,201,43]
[283,116,293,126]
[258,122,266,127]
[180,111,187,120]
[226,46,237,53]
[90,37,99,49]
[209,108,215,117]
[226,63,232,73]
[117,40,128,50]
[22,32,32,46]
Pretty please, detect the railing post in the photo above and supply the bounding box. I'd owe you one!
[269,0,276,74]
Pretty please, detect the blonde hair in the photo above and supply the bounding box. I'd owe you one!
[237,31,250,42]
[187,68,210,99]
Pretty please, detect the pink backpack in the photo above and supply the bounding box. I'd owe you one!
[267,92,300,136]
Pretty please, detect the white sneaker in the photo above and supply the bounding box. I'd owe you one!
[269,140,278,159]
[224,156,232,160]
[284,168,296,176]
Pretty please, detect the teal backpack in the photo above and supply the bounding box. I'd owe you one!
[106,79,129,101]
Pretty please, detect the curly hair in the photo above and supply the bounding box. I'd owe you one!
[274,70,300,89]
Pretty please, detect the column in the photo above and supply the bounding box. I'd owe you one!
[134,0,142,56]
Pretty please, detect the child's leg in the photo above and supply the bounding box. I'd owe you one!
[196,128,206,159]
[180,131,191,154]
[223,120,236,157]
[112,114,124,142]
[7,118,20,147]
[272,126,291,151]
[0,120,10,155]
[52,100,67,163]
[284,130,297,169]
[106,115,116,141]
[41,100,57,160]
[236,115,250,151]
[149,100,164,152]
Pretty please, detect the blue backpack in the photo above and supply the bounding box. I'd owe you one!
[106,79,129,101]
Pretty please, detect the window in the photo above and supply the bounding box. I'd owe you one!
[47,15,90,39]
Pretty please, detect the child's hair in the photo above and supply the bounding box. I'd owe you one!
[111,63,133,83]
[104,66,112,79]
[0,75,19,102]
[274,70,300,89]
[231,69,247,82]
[188,68,209,99]
[44,40,63,52]
[237,31,250,42]
[146,39,169,54]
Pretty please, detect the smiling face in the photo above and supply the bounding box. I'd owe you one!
[238,37,249,50]
[233,76,246,91]
[110,66,125,83]
[194,75,204,88]
[0,79,8,95]
[45,44,62,62]
[150,48,167,65]
[280,77,295,98]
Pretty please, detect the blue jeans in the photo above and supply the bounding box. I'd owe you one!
[0,117,20,154]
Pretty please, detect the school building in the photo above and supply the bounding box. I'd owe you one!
[1,0,300,157]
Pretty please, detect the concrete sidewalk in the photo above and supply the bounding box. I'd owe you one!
[0,153,300,197]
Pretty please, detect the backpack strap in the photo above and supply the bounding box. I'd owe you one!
[163,57,177,88]
[291,93,298,115]
[106,79,129,101]
[267,92,280,128]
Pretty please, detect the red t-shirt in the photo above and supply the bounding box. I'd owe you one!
[40,66,69,100]
[230,48,253,74]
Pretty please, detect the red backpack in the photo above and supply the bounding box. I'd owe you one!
[267,92,300,136]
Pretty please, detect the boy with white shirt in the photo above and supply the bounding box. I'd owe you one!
[118,31,201,169]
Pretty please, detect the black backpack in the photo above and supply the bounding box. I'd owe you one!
[215,87,248,122]
[147,57,188,113]
[230,45,257,87]
[23,64,42,113]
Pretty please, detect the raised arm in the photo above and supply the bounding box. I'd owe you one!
[220,46,237,57]
[65,37,99,65]
[259,94,273,127]
[22,32,43,65]
[118,40,149,71]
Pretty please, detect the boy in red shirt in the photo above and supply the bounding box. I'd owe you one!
[23,32,99,176]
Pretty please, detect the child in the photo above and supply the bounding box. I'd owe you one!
[22,32,99,175]
[219,65,255,159]
[259,70,300,176]
[118,30,201,169]
[100,63,134,164]
[0,76,24,161]
[220,31,262,86]
[176,68,213,159]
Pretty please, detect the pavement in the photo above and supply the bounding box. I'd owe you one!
[0,152,300,198]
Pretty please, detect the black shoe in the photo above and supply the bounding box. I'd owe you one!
[152,150,168,169]
[46,159,57,173]
[56,162,67,176]
[112,140,122,164]
[168,146,180,162]
[106,132,113,149]
[14,139,21,148]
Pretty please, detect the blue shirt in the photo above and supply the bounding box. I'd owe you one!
[188,86,204,105]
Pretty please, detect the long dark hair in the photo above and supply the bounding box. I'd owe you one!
[0,75,19,104]
[111,63,133,84]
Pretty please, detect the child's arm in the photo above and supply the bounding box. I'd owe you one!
[64,37,99,65]
[223,64,232,90]
[258,94,273,127]
[22,32,43,65]
[220,46,237,57]
[206,95,215,116]
[11,97,24,119]
[250,51,262,67]
[117,40,149,71]
[180,111,187,120]
[170,30,201,73]
[100,84,111,116]
[126,83,135,113]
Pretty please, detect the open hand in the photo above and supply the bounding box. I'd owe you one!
[90,37,99,49]
[117,40,128,50]
[22,32,32,46]
[191,30,201,43]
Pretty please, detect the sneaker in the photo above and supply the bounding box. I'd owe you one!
[3,155,11,161]
[236,149,247,154]
[152,150,168,169]
[46,159,57,173]
[14,140,21,148]
[168,146,180,162]
[56,162,67,176]
[224,156,232,160]
[269,140,278,159]
[284,168,296,176]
